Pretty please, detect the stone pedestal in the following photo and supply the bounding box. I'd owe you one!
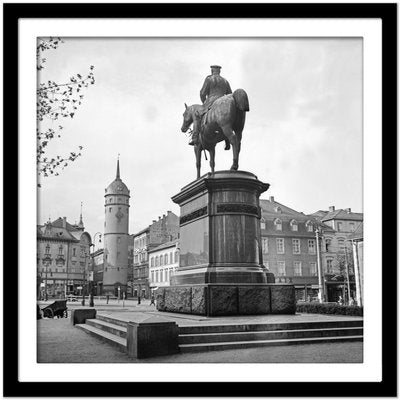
[171,170,269,285]
[158,170,295,316]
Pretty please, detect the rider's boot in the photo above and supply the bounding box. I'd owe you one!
[189,130,199,146]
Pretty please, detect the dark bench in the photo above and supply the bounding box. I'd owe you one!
[42,300,68,318]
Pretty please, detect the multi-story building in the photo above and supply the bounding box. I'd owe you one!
[148,239,180,291]
[260,197,323,301]
[102,159,130,297]
[131,211,179,298]
[37,215,91,299]
[310,206,363,302]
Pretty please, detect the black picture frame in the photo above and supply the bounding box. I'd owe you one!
[3,2,396,397]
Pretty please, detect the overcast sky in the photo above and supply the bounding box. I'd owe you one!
[37,37,363,238]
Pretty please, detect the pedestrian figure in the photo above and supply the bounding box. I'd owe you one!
[338,295,344,305]
[106,294,110,304]
[137,294,141,305]
[150,293,155,306]
[349,297,355,306]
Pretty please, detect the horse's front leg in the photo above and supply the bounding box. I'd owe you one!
[195,145,201,179]
[209,147,215,174]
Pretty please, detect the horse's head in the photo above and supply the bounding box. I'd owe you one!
[181,103,193,132]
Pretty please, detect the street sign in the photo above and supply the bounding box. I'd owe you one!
[77,286,82,290]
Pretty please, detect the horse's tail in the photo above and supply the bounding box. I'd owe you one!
[233,89,250,112]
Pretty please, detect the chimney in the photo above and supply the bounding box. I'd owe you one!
[345,208,351,213]
[167,210,171,214]
[62,217,67,228]
[158,216,161,220]
[152,220,156,224]
[329,206,335,212]
[269,196,274,202]
[163,214,166,218]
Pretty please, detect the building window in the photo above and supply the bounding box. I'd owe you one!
[156,256,159,267]
[160,255,164,266]
[325,238,332,252]
[165,253,169,264]
[58,246,63,255]
[308,239,316,254]
[306,221,313,232]
[290,220,298,231]
[274,219,282,231]
[262,238,268,254]
[277,261,286,276]
[170,252,173,264]
[260,218,266,230]
[156,271,159,282]
[350,223,355,231]
[109,207,112,213]
[276,238,285,254]
[117,237,121,244]
[45,245,50,254]
[293,261,302,276]
[292,239,300,254]
[151,271,154,282]
[327,259,333,273]
[310,262,317,276]
[174,251,178,263]
[338,238,345,252]
[337,222,343,231]
[150,257,154,267]
[72,248,76,257]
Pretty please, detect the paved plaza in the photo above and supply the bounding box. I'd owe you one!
[37,299,363,363]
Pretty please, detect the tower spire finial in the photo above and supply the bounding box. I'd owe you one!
[79,201,84,226]
[116,154,120,180]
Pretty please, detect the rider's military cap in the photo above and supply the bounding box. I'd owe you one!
[210,65,222,69]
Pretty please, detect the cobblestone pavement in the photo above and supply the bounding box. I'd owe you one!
[37,308,363,364]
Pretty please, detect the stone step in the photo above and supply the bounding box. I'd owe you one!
[96,314,129,328]
[85,318,127,339]
[179,327,363,344]
[179,335,364,353]
[75,323,127,352]
[179,320,363,335]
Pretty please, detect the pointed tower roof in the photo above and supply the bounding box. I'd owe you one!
[105,156,129,196]
[116,157,120,180]
[78,201,84,229]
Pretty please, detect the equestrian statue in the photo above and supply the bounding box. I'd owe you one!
[181,65,249,179]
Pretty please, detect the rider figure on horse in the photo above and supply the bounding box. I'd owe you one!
[188,65,232,146]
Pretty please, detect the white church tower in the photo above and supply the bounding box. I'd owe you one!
[103,158,130,296]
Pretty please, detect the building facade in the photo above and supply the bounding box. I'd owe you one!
[37,216,91,299]
[148,239,180,291]
[103,159,130,297]
[131,211,179,298]
[260,197,322,301]
[310,206,363,303]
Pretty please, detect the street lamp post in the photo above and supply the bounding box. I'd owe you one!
[89,232,102,307]
[315,227,325,303]
[44,260,49,301]
[82,252,87,306]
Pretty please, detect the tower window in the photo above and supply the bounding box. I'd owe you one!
[109,207,112,212]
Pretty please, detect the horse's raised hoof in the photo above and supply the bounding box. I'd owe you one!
[224,143,230,150]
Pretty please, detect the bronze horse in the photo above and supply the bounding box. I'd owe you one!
[181,89,249,179]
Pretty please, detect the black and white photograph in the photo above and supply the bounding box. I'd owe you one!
[36,35,365,362]
[4,2,396,397]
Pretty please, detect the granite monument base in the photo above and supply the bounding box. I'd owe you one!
[156,283,296,316]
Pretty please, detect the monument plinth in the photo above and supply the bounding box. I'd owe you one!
[157,171,295,316]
